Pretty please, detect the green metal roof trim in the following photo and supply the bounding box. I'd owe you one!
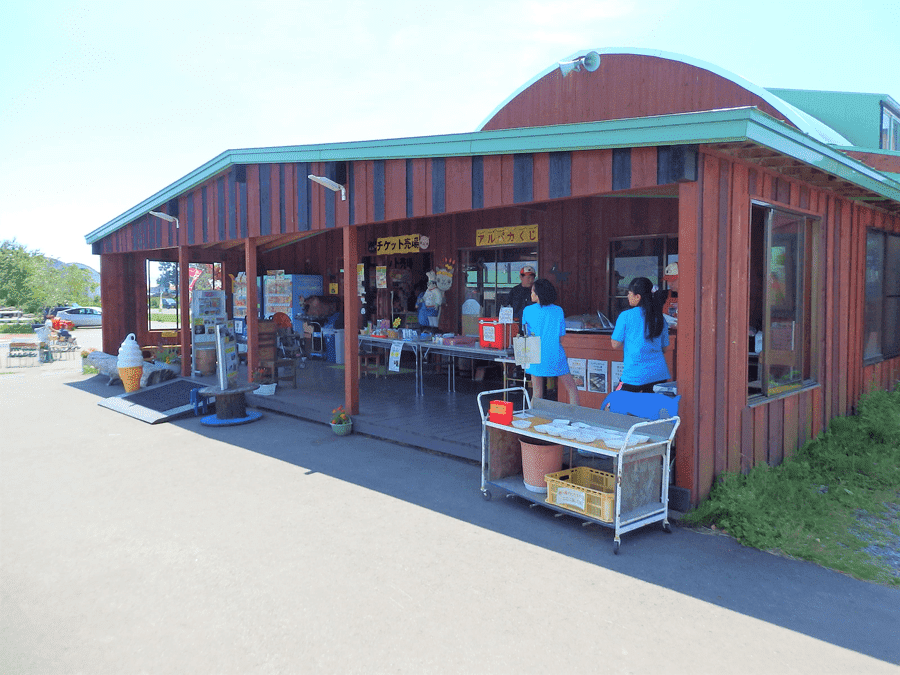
[767,89,900,150]
[85,107,900,245]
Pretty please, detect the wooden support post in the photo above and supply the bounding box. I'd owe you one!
[178,244,190,377]
[245,238,259,382]
[343,223,360,416]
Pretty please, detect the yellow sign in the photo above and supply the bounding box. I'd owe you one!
[476,224,538,247]
[329,283,339,295]
[376,234,420,255]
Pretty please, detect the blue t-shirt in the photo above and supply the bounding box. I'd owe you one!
[522,303,570,377]
[611,307,670,385]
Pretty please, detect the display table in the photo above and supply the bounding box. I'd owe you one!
[421,341,512,392]
[359,335,428,396]
[478,388,679,553]
[198,383,261,426]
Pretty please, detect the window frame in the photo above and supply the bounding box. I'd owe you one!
[864,228,900,363]
[748,202,821,400]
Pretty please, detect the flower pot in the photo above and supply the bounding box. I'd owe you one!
[330,421,352,436]
[256,383,277,396]
[520,439,563,493]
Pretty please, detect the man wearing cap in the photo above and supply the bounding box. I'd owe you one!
[507,265,537,320]
[662,262,678,325]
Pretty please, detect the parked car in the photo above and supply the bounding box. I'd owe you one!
[56,306,102,327]
[43,305,72,320]
[161,298,177,309]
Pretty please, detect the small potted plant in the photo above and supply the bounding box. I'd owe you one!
[252,365,277,395]
[330,405,352,435]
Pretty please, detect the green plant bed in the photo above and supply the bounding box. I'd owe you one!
[683,387,900,586]
[0,322,37,333]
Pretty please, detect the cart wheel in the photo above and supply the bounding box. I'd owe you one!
[662,522,672,534]
[613,541,620,555]
[481,490,492,501]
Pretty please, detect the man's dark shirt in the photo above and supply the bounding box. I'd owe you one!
[508,284,534,320]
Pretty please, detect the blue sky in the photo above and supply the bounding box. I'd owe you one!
[1,0,897,271]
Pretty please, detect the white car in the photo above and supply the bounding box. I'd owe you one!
[57,306,102,327]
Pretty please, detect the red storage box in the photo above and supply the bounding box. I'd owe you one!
[489,400,513,425]
[479,320,519,349]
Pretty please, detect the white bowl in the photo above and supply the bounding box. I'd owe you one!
[575,431,598,444]
[546,426,563,436]
[534,424,552,434]
[559,428,578,440]
[511,419,531,429]
[551,419,570,426]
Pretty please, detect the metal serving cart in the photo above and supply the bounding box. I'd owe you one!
[477,388,680,553]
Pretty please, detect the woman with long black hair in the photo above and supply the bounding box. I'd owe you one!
[521,278,580,405]
[610,276,670,393]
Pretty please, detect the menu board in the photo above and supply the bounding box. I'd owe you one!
[215,322,239,390]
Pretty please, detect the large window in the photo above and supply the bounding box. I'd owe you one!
[146,261,223,331]
[461,245,538,318]
[748,205,820,398]
[864,230,900,361]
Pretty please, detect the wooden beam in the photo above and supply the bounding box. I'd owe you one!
[343,224,360,415]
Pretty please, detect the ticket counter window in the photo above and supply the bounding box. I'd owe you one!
[461,247,538,319]
[609,236,677,320]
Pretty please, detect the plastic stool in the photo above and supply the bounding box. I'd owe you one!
[190,387,212,416]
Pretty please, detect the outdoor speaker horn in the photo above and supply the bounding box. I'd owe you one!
[558,51,601,77]
[582,51,600,72]
[558,59,579,77]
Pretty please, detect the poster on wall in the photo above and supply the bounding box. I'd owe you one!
[376,266,387,289]
[568,358,587,391]
[611,361,625,391]
[587,359,608,394]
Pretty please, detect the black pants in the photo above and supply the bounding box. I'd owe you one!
[616,379,667,394]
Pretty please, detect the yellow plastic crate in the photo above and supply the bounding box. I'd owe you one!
[545,467,615,522]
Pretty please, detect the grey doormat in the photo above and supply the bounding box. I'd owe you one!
[98,377,211,424]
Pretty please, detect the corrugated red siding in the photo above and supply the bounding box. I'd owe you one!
[680,147,900,502]
[482,53,790,131]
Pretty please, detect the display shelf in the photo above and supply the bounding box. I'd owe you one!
[478,388,679,553]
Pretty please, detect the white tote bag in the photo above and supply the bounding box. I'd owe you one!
[513,334,541,367]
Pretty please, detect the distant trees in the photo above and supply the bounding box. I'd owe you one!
[0,239,99,314]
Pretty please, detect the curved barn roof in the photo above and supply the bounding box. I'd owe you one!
[477,48,851,146]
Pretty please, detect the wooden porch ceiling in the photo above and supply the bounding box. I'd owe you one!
[708,142,900,214]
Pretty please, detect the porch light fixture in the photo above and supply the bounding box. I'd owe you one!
[149,211,180,228]
[308,174,346,201]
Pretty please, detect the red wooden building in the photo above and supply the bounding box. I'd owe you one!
[86,49,900,504]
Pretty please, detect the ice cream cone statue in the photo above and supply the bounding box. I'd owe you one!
[117,333,144,392]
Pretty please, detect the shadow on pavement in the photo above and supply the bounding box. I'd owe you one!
[67,376,900,665]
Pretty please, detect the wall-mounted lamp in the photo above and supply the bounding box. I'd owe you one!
[308,174,346,201]
[558,51,601,77]
[149,211,180,228]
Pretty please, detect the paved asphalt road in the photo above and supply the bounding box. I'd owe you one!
[1,327,898,673]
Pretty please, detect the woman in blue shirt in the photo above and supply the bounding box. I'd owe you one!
[522,278,580,405]
[611,276,670,393]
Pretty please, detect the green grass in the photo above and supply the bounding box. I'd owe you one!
[683,387,900,586]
